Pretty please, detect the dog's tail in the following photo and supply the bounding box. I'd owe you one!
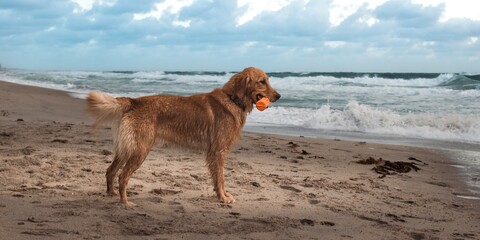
[87,91,132,127]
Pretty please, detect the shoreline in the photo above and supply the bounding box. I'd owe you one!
[246,123,480,152]
[245,125,480,198]
[1,80,479,239]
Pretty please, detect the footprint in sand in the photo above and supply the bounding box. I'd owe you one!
[300,218,315,226]
[279,185,302,193]
[320,221,335,226]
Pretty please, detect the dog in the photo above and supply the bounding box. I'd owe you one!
[87,67,280,207]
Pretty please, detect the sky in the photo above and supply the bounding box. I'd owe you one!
[0,0,479,72]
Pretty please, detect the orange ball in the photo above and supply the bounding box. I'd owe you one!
[256,97,271,111]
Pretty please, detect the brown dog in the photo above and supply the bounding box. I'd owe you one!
[87,67,280,207]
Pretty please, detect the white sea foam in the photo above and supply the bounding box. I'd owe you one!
[131,78,158,83]
[269,73,453,89]
[249,101,480,143]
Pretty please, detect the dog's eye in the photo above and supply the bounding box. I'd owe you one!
[259,79,266,85]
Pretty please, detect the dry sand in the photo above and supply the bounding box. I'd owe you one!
[0,80,479,239]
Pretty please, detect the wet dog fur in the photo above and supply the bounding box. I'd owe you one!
[86,67,280,207]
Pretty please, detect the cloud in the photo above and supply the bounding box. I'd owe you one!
[468,37,478,45]
[413,0,480,22]
[236,0,293,26]
[71,0,117,13]
[0,0,479,72]
[172,19,191,27]
[132,0,194,28]
[374,0,443,28]
[324,41,347,48]
[329,0,387,27]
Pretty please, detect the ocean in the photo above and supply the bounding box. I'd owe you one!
[1,68,479,197]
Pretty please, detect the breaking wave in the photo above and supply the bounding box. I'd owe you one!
[249,101,480,143]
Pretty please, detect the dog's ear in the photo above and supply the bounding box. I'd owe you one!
[223,70,251,100]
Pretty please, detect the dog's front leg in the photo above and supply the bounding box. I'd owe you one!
[206,150,235,204]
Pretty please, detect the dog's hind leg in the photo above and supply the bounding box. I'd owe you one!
[105,125,127,196]
[105,155,123,196]
[116,120,156,208]
[117,152,149,208]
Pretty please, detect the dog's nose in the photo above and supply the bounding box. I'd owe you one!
[275,93,281,100]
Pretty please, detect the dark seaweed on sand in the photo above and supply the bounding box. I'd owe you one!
[356,157,425,178]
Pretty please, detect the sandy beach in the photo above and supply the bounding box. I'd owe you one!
[0,80,479,239]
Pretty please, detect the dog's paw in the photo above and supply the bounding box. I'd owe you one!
[220,193,236,204]
[106,190,119,197]
[120,201,137,209]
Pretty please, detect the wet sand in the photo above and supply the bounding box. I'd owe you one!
[1,80,479,239]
